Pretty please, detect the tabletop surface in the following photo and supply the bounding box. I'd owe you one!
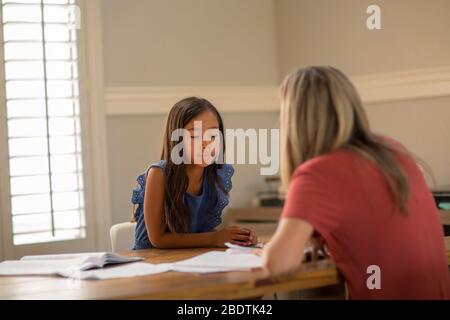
[0,237,449,300]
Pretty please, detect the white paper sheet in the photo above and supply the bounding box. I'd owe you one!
[160,251,262,274]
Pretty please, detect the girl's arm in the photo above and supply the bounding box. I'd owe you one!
[144,167,253,248]
[260,218,314,275]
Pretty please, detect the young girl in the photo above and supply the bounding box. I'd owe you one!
[132,97,257,249]
[259,66,450,299]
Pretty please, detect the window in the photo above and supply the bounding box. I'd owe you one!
[1,0,86,245]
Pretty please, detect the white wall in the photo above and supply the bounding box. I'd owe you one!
[101,0,278,86]
[275,0,450,78]
[366,96,450,187]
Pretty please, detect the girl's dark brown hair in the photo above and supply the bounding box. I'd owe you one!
[160,97,226,232]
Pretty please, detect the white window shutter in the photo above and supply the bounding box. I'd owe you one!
[1,0,86,245]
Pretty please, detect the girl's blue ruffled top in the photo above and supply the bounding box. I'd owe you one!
[131,160,234,250]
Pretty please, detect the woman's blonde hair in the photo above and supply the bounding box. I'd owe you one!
[280,66,412,212]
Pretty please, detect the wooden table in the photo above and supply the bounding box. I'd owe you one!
[1,237,449,300]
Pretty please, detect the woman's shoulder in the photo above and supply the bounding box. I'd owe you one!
[291,149,361,184]
[378,135,409,154]
[293,135,410,178]
[296,150,348,172]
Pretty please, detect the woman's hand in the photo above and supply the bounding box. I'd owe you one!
[213,226,257,247]
[259,218,313,275]
[253,248,263,256]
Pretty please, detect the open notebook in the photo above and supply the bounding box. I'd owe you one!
[0,252,143,277]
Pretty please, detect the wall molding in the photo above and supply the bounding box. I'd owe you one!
[106,66,450,115]
[106,86,280,115]
[353,66,450,104]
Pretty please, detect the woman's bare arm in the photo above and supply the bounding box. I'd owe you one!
[260,218,314,275]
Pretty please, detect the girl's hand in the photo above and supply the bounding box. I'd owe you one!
[248,229,258,246]
[213,226,254,247]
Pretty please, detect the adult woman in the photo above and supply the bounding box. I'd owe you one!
[260,66,450,299]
